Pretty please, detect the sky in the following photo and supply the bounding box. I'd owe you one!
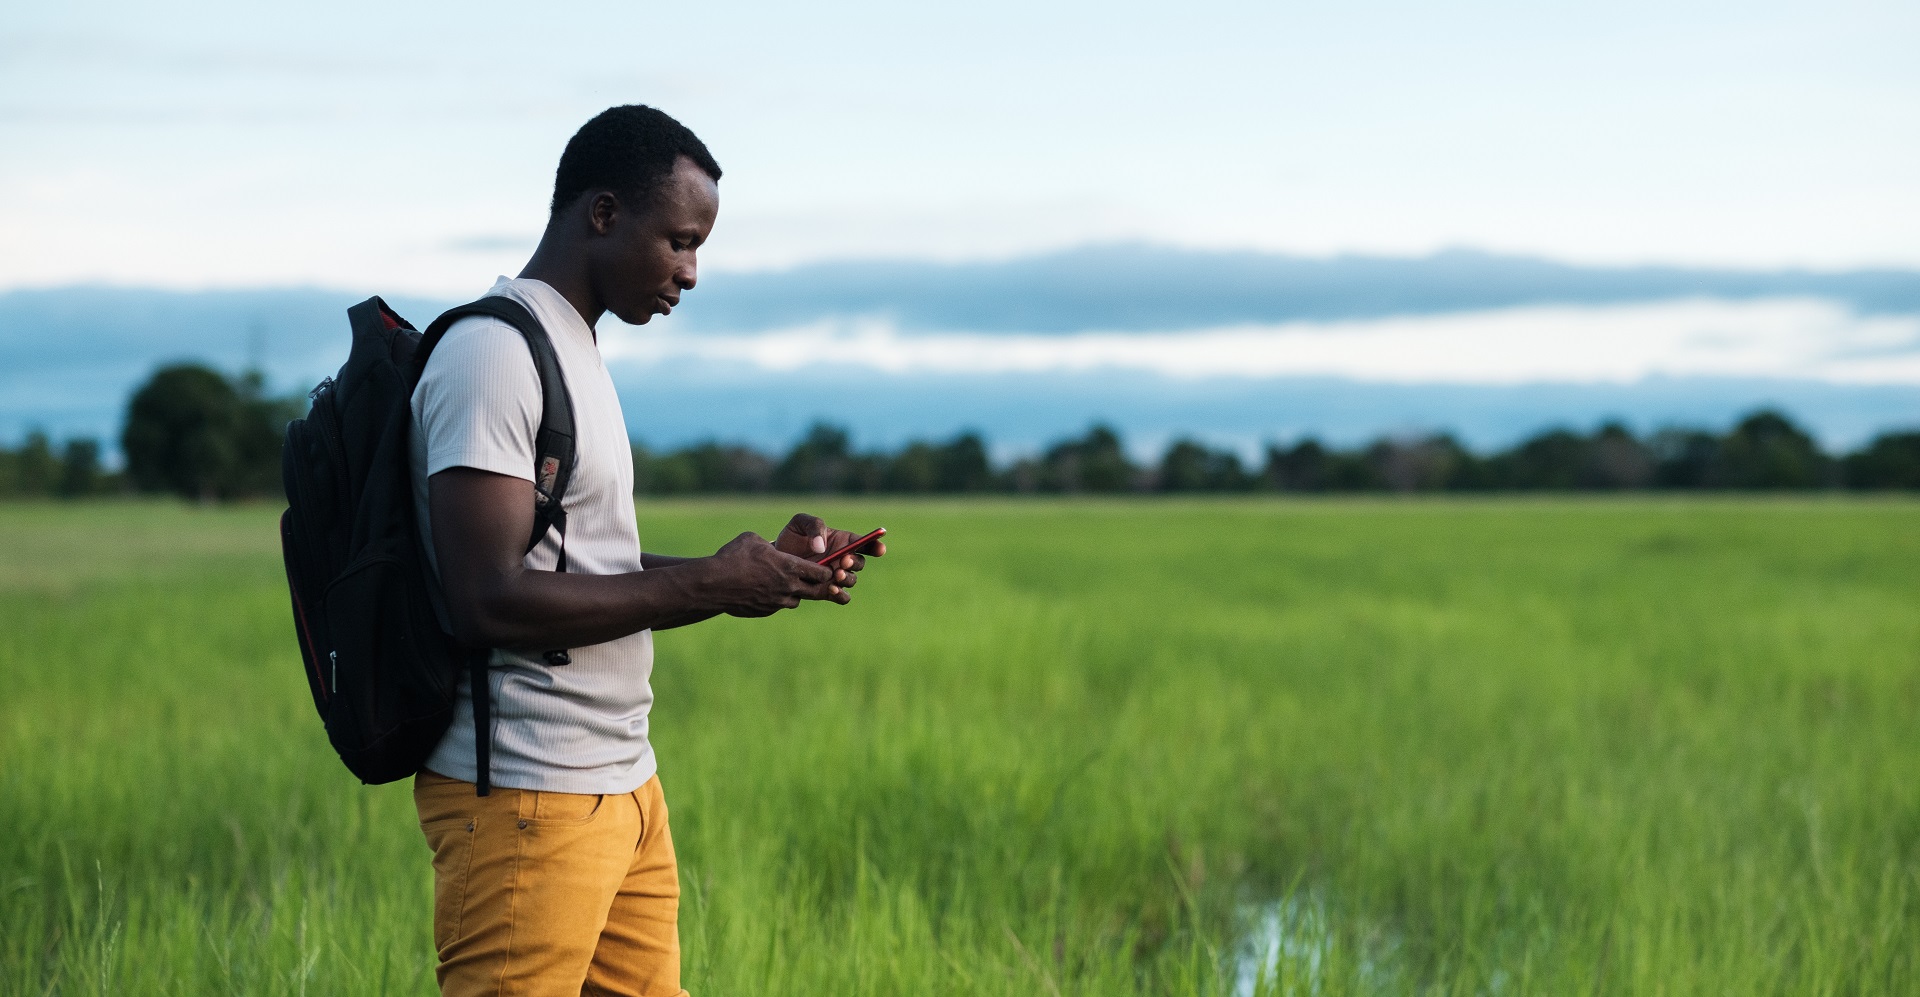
[3,0,1917,455]
[4,0,1918,294]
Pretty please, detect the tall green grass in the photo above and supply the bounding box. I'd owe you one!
[2,498,1916,994]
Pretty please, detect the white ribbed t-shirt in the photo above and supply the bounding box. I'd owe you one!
[410,276,656,795]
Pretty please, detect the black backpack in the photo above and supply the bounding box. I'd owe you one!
[279,294,576,795]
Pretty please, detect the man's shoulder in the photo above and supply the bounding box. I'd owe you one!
[434,285,566,353]
[415,311,540,405]
[440,307,521,341]
[429,309,536,365]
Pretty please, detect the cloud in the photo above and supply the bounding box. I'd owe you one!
[441,234,537,254]
[604,298,1920,386]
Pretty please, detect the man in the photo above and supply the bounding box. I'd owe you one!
[409,105,882,997]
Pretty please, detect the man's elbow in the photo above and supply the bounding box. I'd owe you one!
[443,589,518,649]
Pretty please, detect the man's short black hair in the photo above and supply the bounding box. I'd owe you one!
[550,105,722,216]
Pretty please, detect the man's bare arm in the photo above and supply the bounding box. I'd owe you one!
[430,467,843,650]
[631,554,720,632]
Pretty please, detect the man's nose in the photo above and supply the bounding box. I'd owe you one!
[676,257,698,290]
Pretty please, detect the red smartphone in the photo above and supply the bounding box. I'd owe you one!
[814,526,886,565]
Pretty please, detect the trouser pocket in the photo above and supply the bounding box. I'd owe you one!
[420,815,476,951]
[416,771,481,952]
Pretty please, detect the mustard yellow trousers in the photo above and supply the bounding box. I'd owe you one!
[414,769,687,997]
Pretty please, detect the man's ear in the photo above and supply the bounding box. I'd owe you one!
[587,191,620,237]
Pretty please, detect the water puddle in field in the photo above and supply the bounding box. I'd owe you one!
[1231,892,1409,997]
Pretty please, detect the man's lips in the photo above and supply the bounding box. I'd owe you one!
[656,295,677,315]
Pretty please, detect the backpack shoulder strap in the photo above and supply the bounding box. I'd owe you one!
[416,297,577,558]
[415,297,581,796]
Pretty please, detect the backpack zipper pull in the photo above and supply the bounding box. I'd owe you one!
[329,650,338,692]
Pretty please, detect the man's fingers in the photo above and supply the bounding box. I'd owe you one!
[797,580,843,602]
[785,513,829,552]
[839,539,884,570]
[774,551,836,586]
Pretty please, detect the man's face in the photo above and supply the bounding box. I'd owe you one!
[589,155,720,326]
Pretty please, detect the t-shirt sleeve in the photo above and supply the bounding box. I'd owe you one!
[413,316,541,481]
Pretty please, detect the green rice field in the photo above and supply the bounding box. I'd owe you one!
[2,498,1917,994]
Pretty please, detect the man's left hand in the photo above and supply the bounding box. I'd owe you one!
[774,513,886,588]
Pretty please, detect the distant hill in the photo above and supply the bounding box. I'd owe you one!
[0,286,451,388]
[684,245,1920,333]
[0,287,451,450]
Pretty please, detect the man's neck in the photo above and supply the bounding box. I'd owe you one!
[517,237,603,336]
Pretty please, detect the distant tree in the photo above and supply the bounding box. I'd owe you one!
[1842,431,1920,489]
[1585,422,1653,489]
[1002,456,1043,494]
[1158,438,1253,492]
[686,442,775,493]
[1263,439,1331,491]
[121,364,295,501]
[57,439,105,498]
[633,444,696,495]
[13,429,58,497]
[1366,435,1478,492]
[1650,428,1719,489]
[230,372,302,496]
[633,441,774,495]
[934,432,994,492]
[847,451,891,494]
[1040,424,1138,492]
[1491,423,1651,490]
[1503,428,1587,490]
[881,441,940,492]
[618,412,1913,497]
[1157,439,1208,491]
[1264,438,1387,492]
[124,365,241,500]
[775,423,857,493]
[1709,410,1829,489]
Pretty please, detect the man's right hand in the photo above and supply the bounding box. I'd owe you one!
[701,532,846,617]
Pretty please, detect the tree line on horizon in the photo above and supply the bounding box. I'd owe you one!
[634,414,1920,496]
[1,362,1917,501]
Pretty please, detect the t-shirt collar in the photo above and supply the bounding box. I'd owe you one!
[490,275,598,347]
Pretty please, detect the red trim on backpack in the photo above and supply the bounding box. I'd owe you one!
[280,511,329,701]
